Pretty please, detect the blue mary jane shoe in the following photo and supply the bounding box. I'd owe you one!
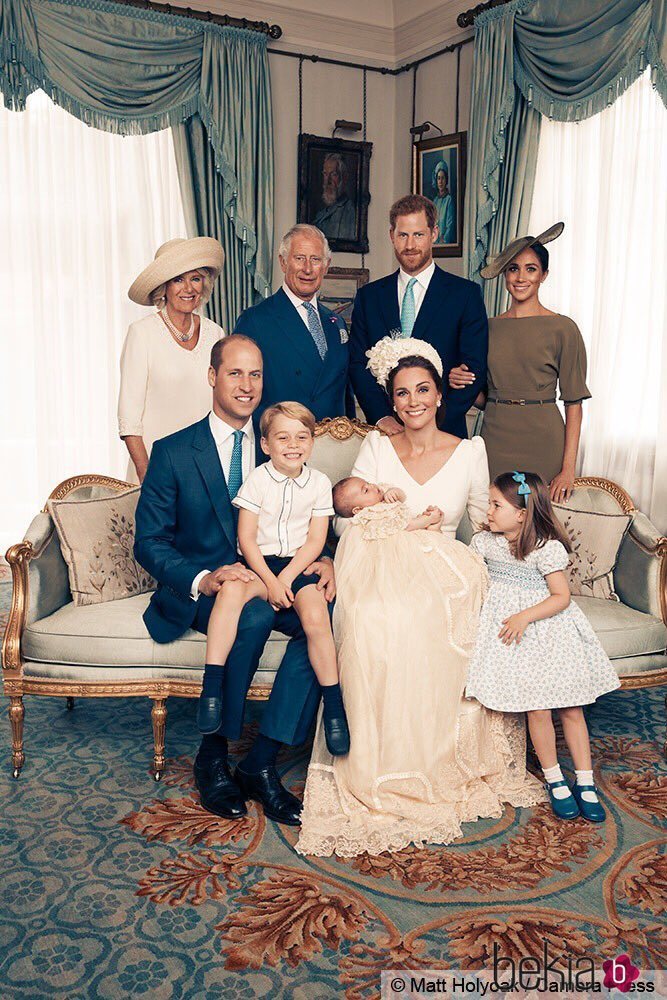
[546,780,580,820]
[571,783,606,823]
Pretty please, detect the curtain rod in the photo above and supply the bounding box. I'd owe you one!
[267,37,472,77]
[114,0,283,38]
[457,0,514,28]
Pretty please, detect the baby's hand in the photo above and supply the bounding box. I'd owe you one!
[268,576,294,610]
[498,611,531,645]
[383,487,406,503]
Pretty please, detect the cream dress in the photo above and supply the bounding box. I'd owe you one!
[118,312,224,483]
[296,432,544,858]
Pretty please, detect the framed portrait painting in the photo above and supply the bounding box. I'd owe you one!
[412,131,466,257]
[297,134,372,254]
[318,266,369,327]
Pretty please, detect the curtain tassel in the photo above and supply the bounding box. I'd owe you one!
[527,85,533,107]
[548,101,554,120]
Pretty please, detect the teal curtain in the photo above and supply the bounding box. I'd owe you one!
[173,115,259,332]
[0,0,273,302]
[465,0,667,294]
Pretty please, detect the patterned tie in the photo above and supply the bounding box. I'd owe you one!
[227,429,244,500]
[303,301,328,360]
[400,277,418,337]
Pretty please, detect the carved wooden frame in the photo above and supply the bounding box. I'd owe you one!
[3,432,665,777]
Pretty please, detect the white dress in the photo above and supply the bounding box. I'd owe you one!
[296,432,544,858]
[118,312,224,483]
[466,532,621,712]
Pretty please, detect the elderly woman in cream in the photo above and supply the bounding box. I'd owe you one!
[119,237,225,483]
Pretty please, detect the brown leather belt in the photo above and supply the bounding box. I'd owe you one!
[487,397,555,406]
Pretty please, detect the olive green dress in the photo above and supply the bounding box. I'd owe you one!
[480,315,591,484]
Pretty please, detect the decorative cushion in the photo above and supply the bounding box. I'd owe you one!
[553,504,631,600]
[46,489,155,607]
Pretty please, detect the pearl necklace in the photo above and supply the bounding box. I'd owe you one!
[160,308,195,343]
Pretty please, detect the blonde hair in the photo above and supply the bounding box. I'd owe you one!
[150,267,216,310]
[260,401,316,437]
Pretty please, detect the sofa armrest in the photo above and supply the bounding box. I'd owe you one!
[614,512,667,624]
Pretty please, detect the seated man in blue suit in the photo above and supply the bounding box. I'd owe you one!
[350,194,488,439]
[134,335,334,827]
[234,223,355,426]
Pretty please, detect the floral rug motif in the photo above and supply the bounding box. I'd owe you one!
[0,579,666,998]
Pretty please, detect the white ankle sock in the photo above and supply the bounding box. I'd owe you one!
[543,764,570,799]
[575,769,599,803]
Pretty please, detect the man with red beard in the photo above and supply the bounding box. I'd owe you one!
[349,194,488,439]
[313,153,356,242]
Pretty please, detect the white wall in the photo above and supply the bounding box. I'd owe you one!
[173,0,473,283]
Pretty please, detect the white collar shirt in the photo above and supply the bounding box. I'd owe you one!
[233,460,334,557]
[282,281,319,329]
[208,410,255,484]
[397,260,436,320]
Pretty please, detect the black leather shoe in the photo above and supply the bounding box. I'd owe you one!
[193,753,247,819]
[233,765,302,826]
[197,695,223,734]
[324,712,350,756]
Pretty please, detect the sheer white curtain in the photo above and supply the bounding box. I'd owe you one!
[0,92,186,553]
[529,70,667,531]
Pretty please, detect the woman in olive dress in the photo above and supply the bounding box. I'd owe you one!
[449,223,590,502]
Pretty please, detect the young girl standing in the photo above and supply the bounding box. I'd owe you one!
[466,471,620,822]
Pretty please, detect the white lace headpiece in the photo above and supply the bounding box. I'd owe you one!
[366,336,444,388]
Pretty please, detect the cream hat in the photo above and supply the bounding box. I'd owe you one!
[480,222,564,280]
[128,237,225,306]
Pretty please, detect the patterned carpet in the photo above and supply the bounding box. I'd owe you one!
[1,574,666,999]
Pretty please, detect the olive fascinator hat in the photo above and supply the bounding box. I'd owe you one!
[480,222,564,280]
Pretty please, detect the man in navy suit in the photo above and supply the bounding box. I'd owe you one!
[350,194,488,439]
[234,223,355,425]
[134,335,335,827]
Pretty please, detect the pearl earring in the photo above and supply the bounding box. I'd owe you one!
[437,400,442,408]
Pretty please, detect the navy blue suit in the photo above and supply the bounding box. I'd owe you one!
[234,288,355,426]
[134,416,321,745]
[349,266,488,439]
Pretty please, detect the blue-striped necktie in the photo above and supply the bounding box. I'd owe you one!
[303,301,328,359]
[227,429,244,500]
[400,277,418,337]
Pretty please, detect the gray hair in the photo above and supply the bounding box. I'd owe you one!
[324,152,348,180]
[278,224,331,262]
[150,267,216,311]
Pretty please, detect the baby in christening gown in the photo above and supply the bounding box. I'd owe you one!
[295,476,526,859]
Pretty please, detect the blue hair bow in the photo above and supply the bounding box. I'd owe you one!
[512,471,531,497]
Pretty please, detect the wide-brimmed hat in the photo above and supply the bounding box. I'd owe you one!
[128,237,225,305]
[480,222,564,279]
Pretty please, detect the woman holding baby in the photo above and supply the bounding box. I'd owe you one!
[296,337,542,858]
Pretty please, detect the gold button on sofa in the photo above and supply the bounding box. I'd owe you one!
[3,418,666,779]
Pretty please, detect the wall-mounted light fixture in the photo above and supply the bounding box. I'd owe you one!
[332,119,362,138]
[409,120,444,141]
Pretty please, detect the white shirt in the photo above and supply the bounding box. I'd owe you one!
[397,260,436,321]
[282,281,319,330]
[190,411,255,599]
[233,461,334,557]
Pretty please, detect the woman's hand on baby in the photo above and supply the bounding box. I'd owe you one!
[268,575,294,610]
[448,363,476,389]
[383,487,405,503]
[498,611,531,645]
[423,506,444,528]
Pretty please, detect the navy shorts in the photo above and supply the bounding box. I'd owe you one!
[263,554,322,596]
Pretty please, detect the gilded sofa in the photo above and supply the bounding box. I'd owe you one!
[3,417,666,780]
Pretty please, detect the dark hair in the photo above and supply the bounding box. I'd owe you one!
[507,241,549,273]
[210,334,260,373]
[385,355,444,428]
[332,477,357,518]
[492,471,572,560]
[389,194,437,231]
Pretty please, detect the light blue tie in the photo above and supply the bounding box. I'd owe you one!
[303,301,328,360]
[400,277,418,337]
[227,429,244,500]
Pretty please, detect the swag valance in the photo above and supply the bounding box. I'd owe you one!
[466,0,667,292]
[0,0,273,311]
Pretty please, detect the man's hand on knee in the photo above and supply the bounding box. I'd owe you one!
[304,556,336,602]
[198,563,257,597]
